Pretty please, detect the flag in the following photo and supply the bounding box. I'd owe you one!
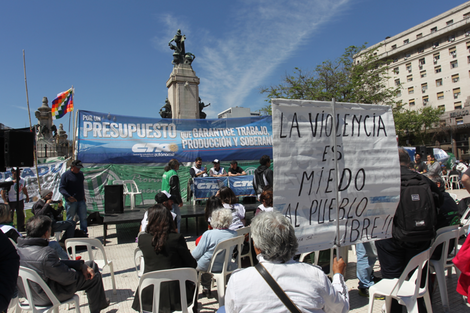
[51,88,74,120]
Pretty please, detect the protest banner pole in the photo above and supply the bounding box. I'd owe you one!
[330,98,341,260]
[23,49,41,194]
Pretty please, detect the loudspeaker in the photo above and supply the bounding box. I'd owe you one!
[0,134,5,172]
[105,185,124,214]
[4,130,35,167]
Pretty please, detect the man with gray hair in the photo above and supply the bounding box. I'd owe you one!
[225,211,349,312]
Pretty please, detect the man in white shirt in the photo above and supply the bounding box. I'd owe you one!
[1,168,29,232]
[209,159,227,177]
[225,211,349,313]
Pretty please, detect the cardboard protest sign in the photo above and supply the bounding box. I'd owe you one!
[272,99,400,253]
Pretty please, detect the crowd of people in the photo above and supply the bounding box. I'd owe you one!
[2,150,470,312]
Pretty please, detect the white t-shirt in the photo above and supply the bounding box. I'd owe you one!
[223,203,245,230]
[141,210,177,232]
[257,204,274,213]
[5,177,26,202]
[210,167,226,176]
[191,166,208,177]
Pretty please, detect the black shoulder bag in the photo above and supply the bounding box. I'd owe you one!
[255,263,301,313]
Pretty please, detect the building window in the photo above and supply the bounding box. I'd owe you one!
[438,104,446,111]
[448,35,455,42]
[406,63,412,73]
[391,44,397,50]
[431,27,438,33]
[436,79,443,87]
[437,92,444,100]
[452,74,459,83]
[420,70,427,78]
[405,53,411,59]
[407,75,413,82]
[409,99,415,106]
[468,55,470,64]
[464,12,470,19]
[404,39,409,45]
[408,86,414,94]
[397,91,402,97]
[447,19,454,25]
[467,41,470,52]
[393,58,398,63]
[432,41,439,48]
[393,67,399,74]
[455,101,462,110]
[454,88,461,99]
[416,33,423,39]
[418,46,424,53]
[457,117,464,125]
[395,79,400,86]
[435,65,442,73]
[451,60,458,68]
[433,53,440,64]
[449,47,457,58]
[421,83,428,93]
[423,96,429,106]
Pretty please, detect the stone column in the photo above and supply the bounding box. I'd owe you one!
[166,64,200,119]
[34,97,54,141]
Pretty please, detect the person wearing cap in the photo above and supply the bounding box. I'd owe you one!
[32,189,76,242]
[161,159,183,232]
[140,191,178,233]
[1,167,29,232]
[228,161,246,177]
[59,160,88,234]
[209,159,227,177]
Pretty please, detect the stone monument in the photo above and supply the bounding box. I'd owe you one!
[165,29,201,119]
[35,97,54,141]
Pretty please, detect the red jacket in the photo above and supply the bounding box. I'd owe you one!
[453,232,470,302]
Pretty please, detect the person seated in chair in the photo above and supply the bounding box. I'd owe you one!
[224,211,349,313]
[16,215,109,313]
[32,189,76,241]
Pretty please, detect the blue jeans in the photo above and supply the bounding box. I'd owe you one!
[65,200,88,233]
[52,220,76,239]
[356,242,377,289]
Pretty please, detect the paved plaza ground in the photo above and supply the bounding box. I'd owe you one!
[9,189,470,313]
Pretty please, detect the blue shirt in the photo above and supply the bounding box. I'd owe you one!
[59,170,85,201]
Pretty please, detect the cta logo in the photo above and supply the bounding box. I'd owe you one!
[232,181,253,188]
[196,182,220,190]
[132,143,178,153]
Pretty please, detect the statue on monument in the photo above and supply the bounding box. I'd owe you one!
[159,98,172,119]
[198,98,210,119]
[168,29,195,66]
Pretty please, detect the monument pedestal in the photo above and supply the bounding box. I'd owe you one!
[166,64,200,119]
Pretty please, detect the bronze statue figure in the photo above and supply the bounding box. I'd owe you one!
[198,98,210,119]
[160,98,172,119]
[168,29,195,66]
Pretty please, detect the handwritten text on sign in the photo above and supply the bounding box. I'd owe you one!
[272,100,400,253]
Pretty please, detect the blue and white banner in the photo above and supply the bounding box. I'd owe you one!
[77,110,273,164]
[228,175,256,197]
[193,177,228,199]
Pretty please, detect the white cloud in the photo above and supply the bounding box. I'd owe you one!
[197,0,350,117]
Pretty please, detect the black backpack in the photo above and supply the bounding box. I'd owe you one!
[393,169,437,242]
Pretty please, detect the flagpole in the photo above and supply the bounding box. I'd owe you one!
[23,49,41,194]
[72,86,76,158]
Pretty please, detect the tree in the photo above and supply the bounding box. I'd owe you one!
[260,44,401,112]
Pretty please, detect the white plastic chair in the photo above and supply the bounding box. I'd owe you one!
[299,245,348,278]
[65,238,117,294]
[17,266,80,313]
[448,175,460,190]
[137,268,198,313]
[114,180,143,209]
[134,247,145,278]
[368,249,431,313]
[429,226,460,312]
[199,235,245,306]
[236,226,253,266]
[461,207,470,227]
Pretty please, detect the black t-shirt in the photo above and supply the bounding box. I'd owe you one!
[228,166,243,175]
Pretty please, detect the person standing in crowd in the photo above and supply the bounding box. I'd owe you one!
[59,160,88,234]
[132,205,196,312]
[425,153,442,177]
[413,152,426,173]
[32,189,76,241]
[228,161,246,177]
[17,215,109,313]
[253,155,273,199]
[224,211,349,313]
[1,167,29,232]
[209,159,227,177]
[189,157,208,178]
[162,159,183,232]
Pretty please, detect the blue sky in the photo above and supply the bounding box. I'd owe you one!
[1,0,466,132]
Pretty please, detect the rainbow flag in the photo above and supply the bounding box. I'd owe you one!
[51,88,74,120]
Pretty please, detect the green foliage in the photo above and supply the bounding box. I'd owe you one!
[260,44,402,114]
[393,105,444,146]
